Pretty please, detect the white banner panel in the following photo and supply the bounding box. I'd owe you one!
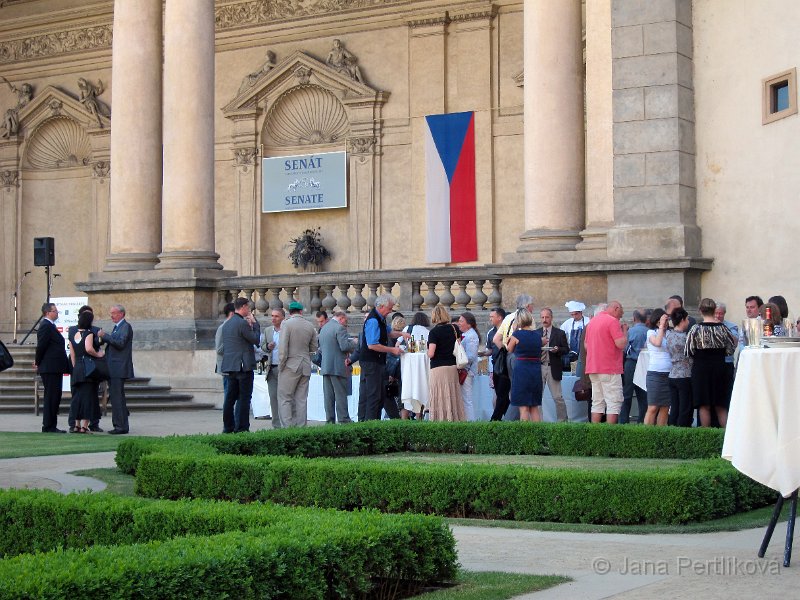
[262,151,347,213]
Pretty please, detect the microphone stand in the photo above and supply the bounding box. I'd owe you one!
[11,270,31,344]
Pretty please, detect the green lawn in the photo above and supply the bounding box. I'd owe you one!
[0,431,141,458]
[407,571,568,600]
[363,452,697,470]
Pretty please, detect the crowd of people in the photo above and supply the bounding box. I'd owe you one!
[216,290,794,430]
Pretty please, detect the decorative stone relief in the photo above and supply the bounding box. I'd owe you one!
[25,116,91,169]
[325,39,363,84]
[48,99,63,115]
[91,160,110,179]
[294,66,312,85]
[513,71,524,87]
[1,169,18,189]
[234,147,258,166]
[349,136,376,155]
[0,78,32,138]
[214,0,404,30]
[0,24,112,65]
[238,50,276,96]
[263,85,349,147]
[77,78,108,127]
[450,9,496,23]
[408,16,449,28]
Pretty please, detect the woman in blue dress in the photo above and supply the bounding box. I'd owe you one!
[505,308,544,422]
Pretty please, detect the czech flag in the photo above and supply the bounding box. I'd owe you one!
[425,111,477,264]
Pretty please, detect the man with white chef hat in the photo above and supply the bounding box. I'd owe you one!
[561,300,591,368]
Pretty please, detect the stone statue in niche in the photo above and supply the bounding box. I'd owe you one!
[1,78,32,138]
[326,39,363,84]
[77,77,107,128]
[238,50,276,95]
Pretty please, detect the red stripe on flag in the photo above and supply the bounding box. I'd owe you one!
[449,116,477,262]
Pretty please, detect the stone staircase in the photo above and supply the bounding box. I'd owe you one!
[0,344,214,413]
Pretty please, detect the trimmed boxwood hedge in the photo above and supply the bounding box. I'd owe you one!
[0,489,457,599]
[132,451,772,525]
[117,421,727,475]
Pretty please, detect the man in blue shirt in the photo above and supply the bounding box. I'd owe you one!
[357,294,408,420]
[619,309,648,424]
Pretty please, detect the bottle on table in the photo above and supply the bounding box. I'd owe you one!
[764,307,774,337]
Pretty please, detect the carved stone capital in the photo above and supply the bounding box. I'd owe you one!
[1,169,18,189]
[92,160,110,179]
[348,136,376,155]
[513,71,524,88]
[234,147,259,166]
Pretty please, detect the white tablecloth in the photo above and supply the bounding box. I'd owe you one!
[632,350,650,390]
[722,347,800,496]
[400,352,430,410]
[252,373,361,422]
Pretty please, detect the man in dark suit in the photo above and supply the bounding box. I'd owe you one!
[98,304,134,434]
[538,307,570,422]
[35,302,70,433]
[221,297,260,433]
[318,310,357,424]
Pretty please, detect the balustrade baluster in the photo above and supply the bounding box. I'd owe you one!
[439,281,455,310]
[423,281,440,309]
[411,281,424,312]
[337,284,352,312]
[310,285,323,312]
[217,290,228,316]
[471,279,488,310]
[321,285,337,311]
[268,287,284,310]
[285,286,298,305]
[352,284,367,312]
[381,282,396,307]
[453,280,470,310]
[365,283,379,310]
[255,288,269,315]
[486,279,502,309]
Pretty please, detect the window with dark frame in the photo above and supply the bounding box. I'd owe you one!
[762,68,797,125]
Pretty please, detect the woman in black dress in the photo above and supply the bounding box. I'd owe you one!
[685,298,737,428]
[69,311,105,433]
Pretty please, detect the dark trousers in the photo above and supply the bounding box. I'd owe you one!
[109,377,129,432]
[361,361,399,421]
[40,373,63,431]
[668,377,694,426]
[223,371,254,433]
[490,372,511,421]
[620,358,647,424]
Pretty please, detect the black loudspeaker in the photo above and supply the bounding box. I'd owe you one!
[33,237,55,267]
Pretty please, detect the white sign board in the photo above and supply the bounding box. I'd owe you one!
[262,151,347,213]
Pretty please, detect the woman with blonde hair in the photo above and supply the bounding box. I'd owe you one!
[426,305,464,421]
[505,308,543,422]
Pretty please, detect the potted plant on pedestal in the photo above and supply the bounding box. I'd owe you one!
[288,227,331,272]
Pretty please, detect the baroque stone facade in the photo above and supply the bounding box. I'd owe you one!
[0,0,797,402]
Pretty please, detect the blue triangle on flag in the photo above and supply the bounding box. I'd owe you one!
[426,111,473,182]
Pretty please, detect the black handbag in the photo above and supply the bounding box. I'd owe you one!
[0,340,13,373]
[493,347,508,377]
[81,355,110,382]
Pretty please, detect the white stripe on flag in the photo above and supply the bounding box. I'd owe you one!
[425,121,452,263]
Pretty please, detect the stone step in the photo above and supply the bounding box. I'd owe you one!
[0,401,215,413]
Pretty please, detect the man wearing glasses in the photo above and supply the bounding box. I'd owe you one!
[35,303,70,433]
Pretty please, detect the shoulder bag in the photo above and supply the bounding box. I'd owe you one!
[451,324,469,369]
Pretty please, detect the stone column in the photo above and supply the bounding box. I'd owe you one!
[157,0,222,270]
[0,164,19,333]
[105,0,162,271]
[518,0,585,253]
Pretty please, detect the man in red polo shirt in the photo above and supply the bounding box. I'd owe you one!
[585,301,629,424]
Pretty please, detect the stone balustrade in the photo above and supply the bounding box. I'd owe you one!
[216,268,503,318]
